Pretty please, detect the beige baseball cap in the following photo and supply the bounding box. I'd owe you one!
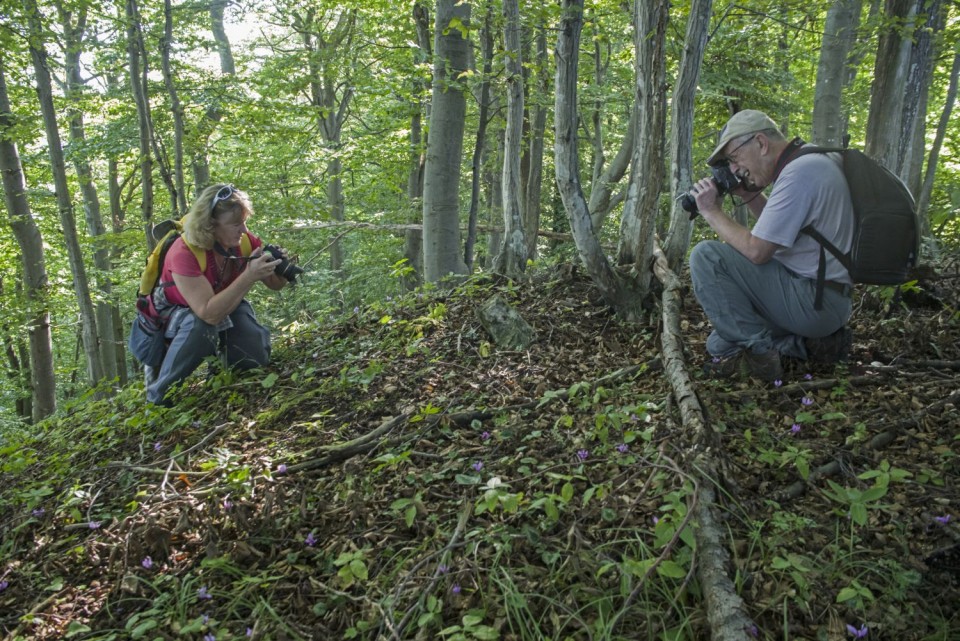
[706,109,781,166]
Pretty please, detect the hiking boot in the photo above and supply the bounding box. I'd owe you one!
[702,353,743,379]
[743,349,783,382]
[805,326,853,364]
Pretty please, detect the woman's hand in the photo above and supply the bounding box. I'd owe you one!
[246,250,283,283]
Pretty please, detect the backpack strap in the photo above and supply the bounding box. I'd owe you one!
[786,145,852,311]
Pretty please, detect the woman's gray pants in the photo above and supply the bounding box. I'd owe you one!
[146,300,270,405]
[689,240,851,360]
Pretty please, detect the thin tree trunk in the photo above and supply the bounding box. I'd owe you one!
[523,23,547,261]
[812,0,861,146]
[126,0,155,249]
[466,6,493,272]
[663,0,712,271]
[554,0,641,320]
[422,0,471,282]
[24,0,104,389]
[917,46,959,236]
[404,1,431,286]
[616,0,668,299]
[60,4,120,384]
[192,0,235,191]
[161,0,187,215]
[0,56,55,421]
[492,0,527,278]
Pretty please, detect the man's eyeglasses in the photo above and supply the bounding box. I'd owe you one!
[725,135,756,164]
[210,184,235,215]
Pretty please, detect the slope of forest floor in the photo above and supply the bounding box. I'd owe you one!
[1,258,959,641]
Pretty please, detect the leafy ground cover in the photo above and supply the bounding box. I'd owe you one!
[0,264,958,641]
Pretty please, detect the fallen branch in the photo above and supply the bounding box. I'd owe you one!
[777,388,960,502]
[652,242,757,641]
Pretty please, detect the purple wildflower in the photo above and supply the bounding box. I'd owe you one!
[744,623,759,638]
[451,584,461,594]
[934,514,952,525]
[804,373,813,380]
[276,463,287,475]
[801,396,814,406]
[481,431,491,441]
[438,564,449,574]
[141,556,153,570]
[202,614,210,625]
[204,634,215,641]
[247,629,253,637]
[577,449,589,461]
[471,461,483,472]
[154,441,162,452]
[791,424,802,435]
[774,379,783,388]
[198,586,212,600]
[846,623,868,638]
[652,516,659,525]
[305,532,318,547]
[31,508,45,518]
[616,443,628,453]
[0,580,8,592]
[222,498,233,511]
[89,521,101,530]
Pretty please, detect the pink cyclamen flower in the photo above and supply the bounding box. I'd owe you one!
[774,379,783,387]
[276,464,287,475]
[577,449,589,461]
[791,424,802,435]
[616,443,628,453]
[801,396,814,406]
[198,586,212,600]
[89,521,101,530]
[305,532,318,547]
[471,461,483,472]
[481,431,491,441]
[141,556,153,569]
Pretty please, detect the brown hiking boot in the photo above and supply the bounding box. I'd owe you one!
[805,327,853,364]
[743,349,783,382]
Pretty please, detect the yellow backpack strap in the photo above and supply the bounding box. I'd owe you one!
[180,237,207,272]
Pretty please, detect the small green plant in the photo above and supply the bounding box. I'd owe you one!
[438,610,499,640]
[334,549,369,589]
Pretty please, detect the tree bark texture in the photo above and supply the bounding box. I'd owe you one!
[812,0,861,147]
[918,45,959,237]
[61,3,121,383]
[617,0,668,298]
[404,1,432,286]
[422,0,471,282]
[492,0,527,279]
[554,0,642,320]
[0,57,56,421]
[466,6,493,272]
[126,0,155,249]
[24,0,105,388]
[161,0,187,216]
[523,23,548,261]
[663,0,712,271]
[865,0,918,167]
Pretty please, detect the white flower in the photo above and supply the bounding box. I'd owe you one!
[485,477,503,490]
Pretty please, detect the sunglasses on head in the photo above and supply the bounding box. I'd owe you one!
[210,184,235,215]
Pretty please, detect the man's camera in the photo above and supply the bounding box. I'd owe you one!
[680,162,742,219]
[263,243,304,283]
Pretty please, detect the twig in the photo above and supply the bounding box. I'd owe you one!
[390,497,473,640]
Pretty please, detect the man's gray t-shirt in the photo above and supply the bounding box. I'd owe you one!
[751,149,855,285]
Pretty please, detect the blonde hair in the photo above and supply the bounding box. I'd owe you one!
[181,184,254,250]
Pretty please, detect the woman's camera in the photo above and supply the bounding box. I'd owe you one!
[263,244,304,283]
[680,162,742,219]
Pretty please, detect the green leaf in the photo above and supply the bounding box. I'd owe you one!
[404,504,417,528]
[560,482,574,503]
[657,560,687,579]
[262,372,279,388]
[65,622,92,638]
[455,474,481,485]
[129,619,158,639]
[850,503,868,526]
[836,587,860,603]
[462,614,484,626]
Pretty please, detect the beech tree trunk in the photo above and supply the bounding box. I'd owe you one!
[465,6,493,272]
[0,56,55,421]
[60,2,121,383]
[554,0,642,320]
[404,1,431,286]
[126,0,155,249]
[811,0,861,147]
[865,0,918,167]
[523,23,547,261]
[192,0,236,191]
[492,0,527,278]
[161,0,187,215]
[918,46,959,236]
[663,0,712,271]
[24,0,105,389]
[616,0,668,297]
[422,0,470,282]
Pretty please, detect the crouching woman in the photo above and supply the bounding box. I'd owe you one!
[146,184,289,406]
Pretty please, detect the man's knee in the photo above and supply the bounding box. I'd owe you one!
[689,240,724,281]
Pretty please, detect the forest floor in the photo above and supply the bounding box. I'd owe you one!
[0,256,959,641]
